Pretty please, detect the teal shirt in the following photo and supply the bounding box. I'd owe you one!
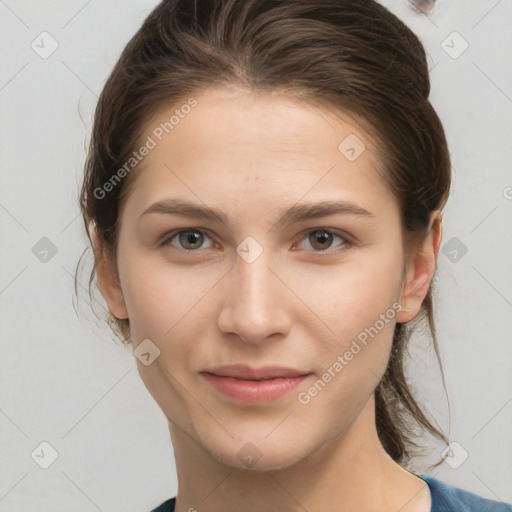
[150,474,512,511]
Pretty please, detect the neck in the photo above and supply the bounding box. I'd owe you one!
[168,394,431,512]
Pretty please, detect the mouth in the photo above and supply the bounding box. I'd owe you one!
[202,364,310,380]
[201,364,311,403]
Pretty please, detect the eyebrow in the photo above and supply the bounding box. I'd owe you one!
[139,198,375,230]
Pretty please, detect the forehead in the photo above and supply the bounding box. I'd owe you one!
[145,86,379,163]
[120,86,396,222]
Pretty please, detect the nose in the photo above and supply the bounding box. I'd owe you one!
[217,247,292,345]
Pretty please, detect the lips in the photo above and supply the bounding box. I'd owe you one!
[200,364,312,403]
[202,364,309,380]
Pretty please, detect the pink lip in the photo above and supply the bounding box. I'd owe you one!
[201,364,311,403]
[202,373,310,403]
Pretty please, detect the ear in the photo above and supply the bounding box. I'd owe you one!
[395,212,442,324]
[90,225,129,320]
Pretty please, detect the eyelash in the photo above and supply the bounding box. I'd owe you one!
[159,228,352,256]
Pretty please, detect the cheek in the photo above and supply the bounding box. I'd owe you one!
[294,253,402,374]
[301,259,401,332]
[118,255,222,344]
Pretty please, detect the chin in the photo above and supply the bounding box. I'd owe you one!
[204,434,308,472]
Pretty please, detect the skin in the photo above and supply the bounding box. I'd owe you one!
[91,85,442,512]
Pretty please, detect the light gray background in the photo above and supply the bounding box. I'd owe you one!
[0,0,511,510]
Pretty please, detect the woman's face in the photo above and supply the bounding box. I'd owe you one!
[96,86,426,470]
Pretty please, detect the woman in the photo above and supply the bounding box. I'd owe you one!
[76,0,512,510]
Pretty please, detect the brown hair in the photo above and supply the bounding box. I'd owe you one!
[76,0,451,467]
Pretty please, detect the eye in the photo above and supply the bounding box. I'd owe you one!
[295,228,350,253]
[161,229,214,251]
[160,227,350,254]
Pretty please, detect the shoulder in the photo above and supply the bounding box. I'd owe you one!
[149,478,512,512]
[150,497,176,512]
[419,474,512,512]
